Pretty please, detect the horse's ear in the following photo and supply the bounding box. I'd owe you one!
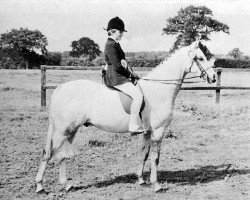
[188,50,195,60]
[190,34,201,50]
[194,33,201,48]
[196,33,202,40]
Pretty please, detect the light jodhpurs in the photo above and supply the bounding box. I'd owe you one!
[114,82,144,131]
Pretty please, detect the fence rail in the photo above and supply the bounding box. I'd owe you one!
[41,65,250,107]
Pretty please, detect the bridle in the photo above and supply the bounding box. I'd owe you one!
[189,56,213,79]
[140,53,212,85]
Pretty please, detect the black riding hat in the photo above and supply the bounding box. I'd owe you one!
[105,16,127,32]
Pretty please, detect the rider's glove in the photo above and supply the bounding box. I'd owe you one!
[121,59,128,69]
[131,73,140,80]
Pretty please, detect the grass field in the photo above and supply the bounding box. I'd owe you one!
[0,69,250,200]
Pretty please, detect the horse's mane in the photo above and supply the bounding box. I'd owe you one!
[144,45,190,79]
[198,42,213,60]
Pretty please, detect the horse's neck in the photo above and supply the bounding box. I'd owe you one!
[140,49,189,112]
[144,49,187,81]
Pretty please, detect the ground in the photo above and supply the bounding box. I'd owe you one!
[0,69,250,200]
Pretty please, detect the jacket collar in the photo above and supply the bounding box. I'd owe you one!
[108,37,119,44]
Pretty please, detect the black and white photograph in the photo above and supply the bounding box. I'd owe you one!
[0,0,250,199]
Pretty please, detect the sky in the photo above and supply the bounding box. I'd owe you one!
[0,0,250,55]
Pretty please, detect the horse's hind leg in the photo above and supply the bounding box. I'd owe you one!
[137,133,151,185]
[36,119,54,193]
[58,130,77,191]
[36,119,73,193]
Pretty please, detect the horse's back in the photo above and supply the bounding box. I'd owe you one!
[51,79,111,112]
[52,79,104,102]
[50,79,131,132]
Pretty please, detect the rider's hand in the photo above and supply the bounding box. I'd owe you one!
[121,59,127,69]
[131,73,140,80]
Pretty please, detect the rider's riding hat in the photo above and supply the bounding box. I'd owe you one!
[105,17,127,32]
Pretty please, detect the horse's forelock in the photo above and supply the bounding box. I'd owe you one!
[198,42,213,61]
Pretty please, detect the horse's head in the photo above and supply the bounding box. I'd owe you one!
[186,39,216,84]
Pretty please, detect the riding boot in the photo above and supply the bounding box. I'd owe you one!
[129,114,147,134]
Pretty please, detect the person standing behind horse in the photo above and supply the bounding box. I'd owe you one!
[103,16,147,134]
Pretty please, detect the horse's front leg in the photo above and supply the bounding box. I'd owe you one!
[137,132,151,185]
[150,128,164,192]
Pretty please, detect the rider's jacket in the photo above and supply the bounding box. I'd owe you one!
[103,38,133,87]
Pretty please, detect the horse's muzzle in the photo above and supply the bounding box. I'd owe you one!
[207,74,216,84]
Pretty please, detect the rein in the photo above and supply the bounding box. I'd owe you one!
[140,74,201,83]
[139,60,212,85]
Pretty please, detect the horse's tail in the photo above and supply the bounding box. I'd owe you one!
[44,116,55,160]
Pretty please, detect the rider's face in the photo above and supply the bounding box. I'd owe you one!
[114,30,124,41]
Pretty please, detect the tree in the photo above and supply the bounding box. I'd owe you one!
[227,48,243,59]
[0,28,48,69]
[45,52,62,65]
[163,5,229,52]
[69,37,101,60]
[62,51,70,59]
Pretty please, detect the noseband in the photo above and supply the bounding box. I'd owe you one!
[190,56,213,79]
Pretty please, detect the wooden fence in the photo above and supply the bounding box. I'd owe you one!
[41,65,250,107]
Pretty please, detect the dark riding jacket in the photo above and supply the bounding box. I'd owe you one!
[103,38,133,87]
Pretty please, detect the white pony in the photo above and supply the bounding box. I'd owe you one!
[36,40,216,193]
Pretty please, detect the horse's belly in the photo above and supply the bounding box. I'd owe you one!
[90,106,130,133]
[87,87,130,133]
[92,116,129,133]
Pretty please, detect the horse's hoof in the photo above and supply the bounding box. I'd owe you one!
[156,187,169,194]
[36,188,48,195]
[138,179,146,186]
[65,184,75,192]
[36,184,45,194]
[154,183,163,192]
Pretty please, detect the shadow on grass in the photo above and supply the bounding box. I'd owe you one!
[71,164,250,191]
[157,164,250,185]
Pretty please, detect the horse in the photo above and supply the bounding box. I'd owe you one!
[35,39,216,193]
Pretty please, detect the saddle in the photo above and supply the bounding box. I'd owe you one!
[106,86,145,115]
[102,67,145,114]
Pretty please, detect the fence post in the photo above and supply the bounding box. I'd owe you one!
[216,69,222,103]
[41,65,46,107]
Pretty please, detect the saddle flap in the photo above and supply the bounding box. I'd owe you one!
[118,92,133,114]
[106,86,144,115]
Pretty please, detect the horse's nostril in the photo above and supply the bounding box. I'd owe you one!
[212,74,216,83]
